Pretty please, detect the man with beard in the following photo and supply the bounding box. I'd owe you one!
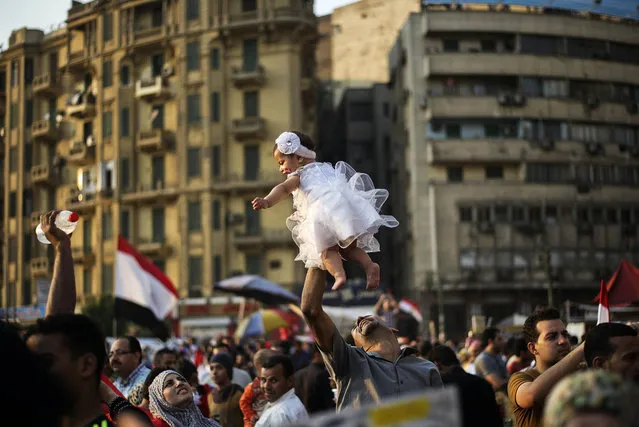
[508,308,584,427]
[300,268,442,411]
[585,322,639,383]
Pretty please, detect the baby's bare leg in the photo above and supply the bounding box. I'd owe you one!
[340,243,380,290]
[322,246,347,290]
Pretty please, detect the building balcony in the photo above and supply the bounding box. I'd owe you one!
[427,140,528,165]
[67,140,96,165]
[30,257,50,278]
[135,76,171,101]
[31,164,55,186]
[33,73,59,97]
[121,182,179,204]
[134,25,163,43]
[31,212,43,230]
[425,95,639,125]
[231,117,266,141]
[233,228,293,249]
[31,120,59,142]
[72,247,95,266]
[66,93,96,118]
[66,188,97,213]
[231,65,266,88]
[137,129,174,152]
[218,5,315,32]
[213,171,283,193]
[136,239,172,258]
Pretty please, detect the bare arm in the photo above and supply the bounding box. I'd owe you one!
[41,211,77,316]
[252,175,300,210]
[300,268,337,354]
[515,343,584,408]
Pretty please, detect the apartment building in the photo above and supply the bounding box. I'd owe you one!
[388,3,639,338]
[0,0,317,313]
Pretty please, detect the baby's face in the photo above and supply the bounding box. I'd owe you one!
[274,151,301,175]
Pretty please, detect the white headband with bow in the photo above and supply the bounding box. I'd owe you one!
[275,132,316,159]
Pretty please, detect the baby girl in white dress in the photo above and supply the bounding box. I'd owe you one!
[252,131,398,290]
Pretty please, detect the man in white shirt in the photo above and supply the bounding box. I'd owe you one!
[256,354,308,426]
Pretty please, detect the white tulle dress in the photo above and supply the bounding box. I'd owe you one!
[286,161,399,269]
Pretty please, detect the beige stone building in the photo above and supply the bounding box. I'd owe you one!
[388,5,639,338]
[331,0,420,82]
[0,0,317,318]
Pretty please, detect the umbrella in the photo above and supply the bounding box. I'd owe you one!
[234,309,300,341]
[214,275,300,305]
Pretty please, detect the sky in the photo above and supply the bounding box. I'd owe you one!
[0,0,358,49]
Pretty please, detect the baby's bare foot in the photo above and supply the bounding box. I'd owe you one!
[366,263,380,290]
[332,274,347,291]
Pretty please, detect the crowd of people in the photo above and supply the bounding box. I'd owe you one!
[3,213,639,427]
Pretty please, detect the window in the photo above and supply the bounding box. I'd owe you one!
[103,61,113,88]
[152,54,164,78]
[9,147,16,172]
[188,201,202,231]
[151,105,164,129]
[243,91,259,117]
[152,7,163,27]
[349,102,373,121]
[212,146,221,177]
[210,48,220,70]
[120,65,130,86]
[520,35,563,56]
[10,61,18,87]
[152,208,165,241]
[242,39,258,71]
[485,166,504,179]
[244,145,259,180]
[8,237,17,262]
[22,280,32,305]
[213,255,222,282]
[83,218,92,249]
[9,192,16,217]
[24,58,34,84]
[246,254,262,275]
[212,200,221,230]
[152,155,164,186]
[120,107,129,137]
[186,0,200,20]
[24,143,32,171]
[100,111,112,139]
[10,103,18,129]
[102,209,113,239]
[22,189,32,216]
[459,207,473,222]
[446,123,461,138]
[120,157,130,190]
[442,40,459,52]
[153,260,165,273]
[211,92,220,122]
[187,147,201,177]
[103,13,113,41]
[102,264,114,294]
[120,210,130,239]
[187,41,200,71]
[245,200,260,235]
[83,269,92,295]
[23,233,32,263]
[187,94,201,124]
[188,257,202,297]
[242,0,257,11]
[525,163,570,183]
[447,167,463,183]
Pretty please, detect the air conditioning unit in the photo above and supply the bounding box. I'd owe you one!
[584,95,600,110]
[161,62,175,78]
[539,137,555,151]
[586,142,604,156]
[511,92,526,106]
[497,92,511,106]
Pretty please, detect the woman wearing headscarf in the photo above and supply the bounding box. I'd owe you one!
[149,370,220,427]
[208,353,245,427]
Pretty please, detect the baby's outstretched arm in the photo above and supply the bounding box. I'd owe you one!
[252,175,300,210]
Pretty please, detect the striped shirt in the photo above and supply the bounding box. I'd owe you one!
[114,363,151,399]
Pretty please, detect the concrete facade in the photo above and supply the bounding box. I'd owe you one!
[389,7,639,339]
[0,0,317,312]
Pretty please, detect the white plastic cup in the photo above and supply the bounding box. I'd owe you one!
[35,210,80,244]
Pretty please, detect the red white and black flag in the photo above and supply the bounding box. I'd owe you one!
[114,236,178,339]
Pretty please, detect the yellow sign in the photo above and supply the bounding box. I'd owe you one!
[368,398,431,426]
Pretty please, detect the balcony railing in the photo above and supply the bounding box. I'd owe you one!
[72,247,96,265]
[137,129,174,152]
[31,164,54,185]
[231,65,266,88]
[137,239,172,257]
[219,5,314,30]
[135,76,171,101]
[134,25,162,41]
[231,117,266,141]
[31,119,58,141]
[67,140,96,165]
[214,171,283,193]
[66,187,97,213]
[121,182,179,204]
[30,257,50,277]
[33,73,59,96]
[66,92,96,118]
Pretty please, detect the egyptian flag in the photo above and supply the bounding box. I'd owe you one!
[597,279,610,325]
[115,236,179,339]
[399,298,423,323]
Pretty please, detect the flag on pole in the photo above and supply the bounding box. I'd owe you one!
[115,236,179,339]
[399,298,423,323]
[597,280,610,325]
